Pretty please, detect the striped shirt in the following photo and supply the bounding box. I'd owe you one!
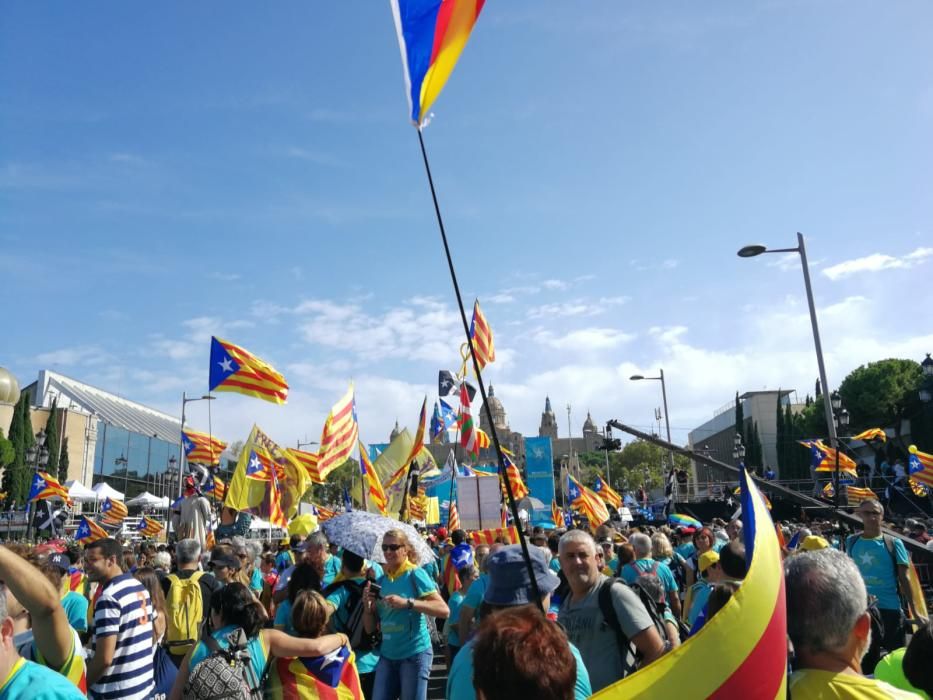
[90,573,154,700]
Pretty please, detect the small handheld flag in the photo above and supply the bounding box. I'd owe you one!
[209,336,288,404]
[100,498,128,524]
[75,516,109,544]
[908,445,933,487]
[390,0,486,127]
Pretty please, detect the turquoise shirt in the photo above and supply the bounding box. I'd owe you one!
[0,658,85,700]
[461,573,488,613]
[447,637,591,700]
[848,536,909,610]
[190,624,268,684]
[274,599,295,635]
[446,591,465,647]
[549,557,561,574]
[421,558,440,582]
[687,582,712,626]
[620,558,680,606]
[322,555,341,588]
[61,590,88,633]
[325,577,380,675]
[675,542,696,560]
[249,567,263,593]
[375,564,437,661]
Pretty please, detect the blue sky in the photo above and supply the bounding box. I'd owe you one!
[2,1,931,451]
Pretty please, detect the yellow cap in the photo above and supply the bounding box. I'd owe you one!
[801,535,829,551]
[699,550,720,573]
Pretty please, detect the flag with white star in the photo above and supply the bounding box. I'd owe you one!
[209,336,289,404]
[266,643,363,698]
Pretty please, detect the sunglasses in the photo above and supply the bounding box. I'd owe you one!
[382,544,404,552]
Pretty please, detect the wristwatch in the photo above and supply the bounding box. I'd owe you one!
[406,598,414,610]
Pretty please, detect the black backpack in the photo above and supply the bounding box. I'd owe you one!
[597,576,670,672]
[322,578,381,653]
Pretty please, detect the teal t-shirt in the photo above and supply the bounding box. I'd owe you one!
[322,555,341,589]
[549,557,561,574]
[274,599,295,635]
[0,658,85,700]
[848,536,909,610]
[249,567,264,593]
[687,582,712,626]
[375,565,437,660]
[421,558,440,582]
[446,591,465,647]
[325,577,380,675]
[190,625,268,684]
[61,590,88,633]
[675,542,696,560]
[447,637,591,700]
[620,558,680,604]
[461,573,488,612]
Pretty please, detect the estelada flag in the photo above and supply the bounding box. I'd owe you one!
[359,442,388,516]
[317,385,359,480]
[908,445,933,487]
[266,642,363,699]
[592,466,787,699]
[28,471,70,502]
[182,428,227,466]
[209,336,288,404]
[137,516,163,537]
[594,474,622,509]
[100,498,128,524]
[287,448,324,485]
[75,516,108,544]
[568,475,609,529]
[390,0,486,127]
[500,454,528,501]
[852,428,886,442]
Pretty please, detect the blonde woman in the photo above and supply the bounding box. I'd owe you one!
[363,530,448,700]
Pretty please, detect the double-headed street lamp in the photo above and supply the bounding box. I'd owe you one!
[24,430,49,541]
[919,354,933,404]
[177,393,215,497]
[630,371,675,492]
[738,233,840,495]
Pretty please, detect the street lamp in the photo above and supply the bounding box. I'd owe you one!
[738,233,840,495]
[166,456,177,499]
[24,430,49,541]
[296,440,319,451]
[920,354,933,403]
[732,433,746,463]
[177,393,215,497]
[631,370,675,494]
[115,452,129,495]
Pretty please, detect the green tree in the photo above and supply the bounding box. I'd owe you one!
[45,399,61,479]
[734,393,744,445]
[59,437,70,483]
[0,429,14,475]
[746,421,763,469]
[313,458,359,506]
[839,359,922,441]
[19,399,36,505]
[5,392,30,506]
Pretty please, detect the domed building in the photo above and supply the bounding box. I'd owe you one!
[0,368,21,461]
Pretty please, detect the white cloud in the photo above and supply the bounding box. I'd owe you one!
[486,293,516,304]
[527,301,600,319]
[533,328,635,350]
[34,345,111,367]
[598,296,631,306]
[542,279,569,290]
[822,247,933,280]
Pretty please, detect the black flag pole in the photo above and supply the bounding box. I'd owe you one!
[415,127,542,606]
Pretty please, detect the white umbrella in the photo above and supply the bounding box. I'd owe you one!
[322,512,435,565]
[92,482,125,502]
[126,491,163,507]
[64,480,98,503]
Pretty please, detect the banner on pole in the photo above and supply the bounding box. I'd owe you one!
[456,474,501,531]
[524,437,555,522]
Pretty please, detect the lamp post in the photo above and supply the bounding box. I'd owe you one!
[631,370,675,495]
[177,393,215,498]
[732,432,746,465]
[115,452,129,497]
[166,456,177,499]
[738,233,839,496]
[829,391,850,510]
[24,430,49,542]
[920,354,933,403]
[296,440,319,451]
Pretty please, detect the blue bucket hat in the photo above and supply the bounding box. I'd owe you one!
[483,544,559,606]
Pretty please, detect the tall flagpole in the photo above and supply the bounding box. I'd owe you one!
[416,128,540,604]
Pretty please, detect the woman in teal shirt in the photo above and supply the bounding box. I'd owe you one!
[363,529,448,700]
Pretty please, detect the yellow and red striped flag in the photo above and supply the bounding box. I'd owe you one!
[100,498,128,525]
[182,428,227,466]
[360,442,388,516]
[568,475,610,529]
[593,474,622,509]
[448,501,461,531]
[908,445,933,487]
[852,428,886,443]
[471,526,520,546]
[209,336,288,404]
[203,476,226,501]
[286,448,324,484]
[551,500,564,529]
[468,299,495,371]
[846,485,875,506]
[28,471,70,503]
[500,454,528,500]
[387,397,428,489]
[137,516,163,537]
[475,428,491,451]
[313,504,336,522]
[317,385,359,480]
[811,440,859,477]
[75,516,109,544]
[909,478,928,497]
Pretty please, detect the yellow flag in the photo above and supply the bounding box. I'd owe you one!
[350,429,414,518]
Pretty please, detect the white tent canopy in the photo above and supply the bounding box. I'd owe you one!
[64,480,98,502]
[92,482,124,502]
[126,491,163,507]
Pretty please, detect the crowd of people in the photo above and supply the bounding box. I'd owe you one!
[0,494,929,699]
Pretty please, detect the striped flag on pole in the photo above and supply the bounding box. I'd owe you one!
[182,428,227,466]
[594,474,622,509]
[568,475,610,530]
[100,498,128,525]
[501,454,529,500]
[209,336,288,404]
[360,442,388,516]
[468,299,495,371]
[317,384,359,480]
[908,446,933,487]
[75,516,109,544]
[287,448,324,484]
[137,516,163,537]
[448,501,461,531]
[846,485,875,506]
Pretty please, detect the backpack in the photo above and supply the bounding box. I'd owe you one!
[165,571,206,657]
[184,628,263,700]
[667,552,688,593]
[322,578,381,653]
[597,576,669,673]
[845,533,908,610]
